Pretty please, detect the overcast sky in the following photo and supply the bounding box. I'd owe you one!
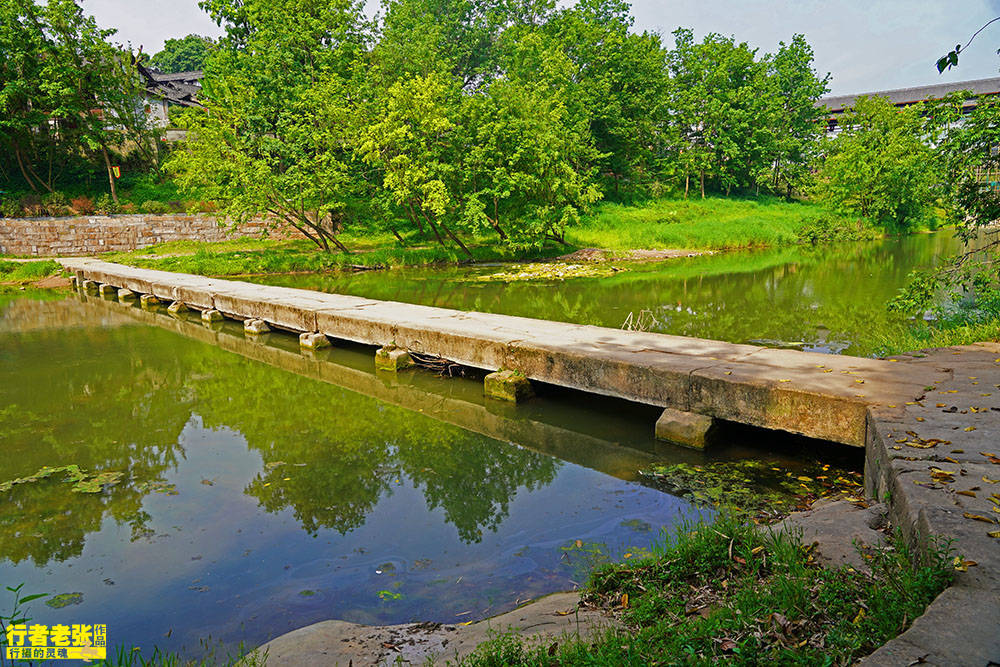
[80,0,1000,96]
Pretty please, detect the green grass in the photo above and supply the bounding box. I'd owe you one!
[569,196,881,251]
[104,238,566,277]
[462,515,953,666]
[873,316,1000,356]
[99,196,891,277]
[0,259,61,282]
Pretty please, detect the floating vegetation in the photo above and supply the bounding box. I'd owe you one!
[136,480,178,496]
[46,592,84,609]
[298,590,316,597]
[619,518,653,533]
[640,459,864,521]
[0,465,123,495]
[472,263,626,282]
[377,590,403,601]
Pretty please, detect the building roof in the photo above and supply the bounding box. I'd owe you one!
[137,63,203,108]
[818,76,1000,113]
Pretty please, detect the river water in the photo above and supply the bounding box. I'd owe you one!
[0,232,958,658]
[253,232,962,357]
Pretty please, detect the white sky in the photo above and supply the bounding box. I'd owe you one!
[80,0,1000,95]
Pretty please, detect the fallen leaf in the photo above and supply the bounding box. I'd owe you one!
[963,512,996,524]
[956,490,977,498]
[964,426,977,432]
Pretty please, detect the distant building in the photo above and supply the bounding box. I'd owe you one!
[817,76,1000,134]
[137,63,203,131]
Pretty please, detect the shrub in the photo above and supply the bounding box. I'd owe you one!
[120,202,137,214]
[139,200,170,214]
[41,192,69,216]
[19,194,43,217]
[70,196,95,215]
[0,198,22,218]
[93,194,119,215]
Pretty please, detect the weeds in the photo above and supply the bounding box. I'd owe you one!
[462,515,953,666]
[0,584,48,667]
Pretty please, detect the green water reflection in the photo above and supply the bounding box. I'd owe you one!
[253,233,962,356]
[1,294,714,655]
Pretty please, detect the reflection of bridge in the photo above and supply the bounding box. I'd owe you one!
[74,292,676,483]
[818,76,1000,132]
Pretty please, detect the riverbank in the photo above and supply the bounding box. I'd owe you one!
[247,506,949,666]
[88,196,878,277]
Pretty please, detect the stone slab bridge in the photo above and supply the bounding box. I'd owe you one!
[60,258,1000,664]
[64,258,941,449]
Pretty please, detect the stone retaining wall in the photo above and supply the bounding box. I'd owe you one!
[0,214,277,256]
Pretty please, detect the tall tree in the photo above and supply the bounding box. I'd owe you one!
[814,95,936,231]
[148,34,215,73]
[170,0,370,251]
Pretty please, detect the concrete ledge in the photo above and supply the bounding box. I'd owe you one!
[861,345,1000,665]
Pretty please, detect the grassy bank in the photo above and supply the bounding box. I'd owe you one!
[567,196,882,251]
[0,260,61,283]
[463,515,952,666]
[97,196,883,277]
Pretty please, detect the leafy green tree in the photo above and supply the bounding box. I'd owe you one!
[544,0,667,198]
[148,34,215,73]
[760,35,830,197]
[168,0,369,251]
[814,95,936,231]
[0,0,158,200]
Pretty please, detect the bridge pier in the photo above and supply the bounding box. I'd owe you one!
[167,301,188,316]
[299,332,330,350]
[201,309,224,323]
[244,319,270,335]
[140,294,160,308]
[375,345,413,372]
[485,370,534,403]
[655,408,715,450]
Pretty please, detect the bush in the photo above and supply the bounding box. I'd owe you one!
[70,195,95,215]
[93,193,119,215]
[0,198,22,218]
[139,200,170,214]
[18,194,43,217]
[120,202,137,214]
[41,192,69,216]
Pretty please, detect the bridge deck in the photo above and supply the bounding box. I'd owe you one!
[61,258,949,447]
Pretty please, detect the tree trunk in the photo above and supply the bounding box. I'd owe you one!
[439,220,473,259]
[101,144,119,204]
[13,145,39,192]
[700,171,705,199]
[685,174,689,199]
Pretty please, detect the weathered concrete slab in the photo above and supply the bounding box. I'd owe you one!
[58,258,950,447]
[249,592,616,667]
[864,346,1000,665]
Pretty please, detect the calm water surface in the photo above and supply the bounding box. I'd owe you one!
[253,232,963,356]
[2,232,944,658]
[0,293,834,658]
